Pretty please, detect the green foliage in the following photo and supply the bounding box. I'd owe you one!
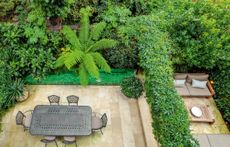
[0,0,19,17]
[121,77,143,98]
[100,5,138,69]
[55,8,117,85]
[216,98,230,122]
[211,67,230,123]
[31,0,74,18]
[164,0,230,71]
[119,15,198,147]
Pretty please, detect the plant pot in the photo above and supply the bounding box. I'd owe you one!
[48,16,62,26]
[16,89,29,102]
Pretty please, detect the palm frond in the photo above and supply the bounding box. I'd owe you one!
[89,22,106,41]
[62,25,82,50]
[88,39,117,52]
[91,52,111,73]
[79,7,91,44]
[83,53,99,79]
[64,50,83,69]
[79,63,89,85]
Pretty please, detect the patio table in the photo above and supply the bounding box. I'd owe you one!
[29,105,92,136]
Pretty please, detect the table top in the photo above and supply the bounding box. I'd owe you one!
[29,105,92,136]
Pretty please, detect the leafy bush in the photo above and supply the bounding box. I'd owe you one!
[100,5,138,69]
[30,0,74,18]
[0,0,19,18]
[165,0,230,71]
[121,77,143,98]
[216,98,230,122]
[119,15,198,147]
[211,67,230,123]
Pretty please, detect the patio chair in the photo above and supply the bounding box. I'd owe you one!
[41,136,58,147]
[48,95,60,105]
[66,95,79,105]
[16,110,33,131]
[91,113,107,135]
[62,136,77,147]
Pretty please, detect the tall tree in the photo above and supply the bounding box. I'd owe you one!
[55,7,117,85]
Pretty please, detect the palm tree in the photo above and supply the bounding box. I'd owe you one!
[55,7,117,85]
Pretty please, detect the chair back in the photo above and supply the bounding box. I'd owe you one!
[48,95,60,105]
[66,95,79,105]
[16,111,24,125]
[101,113,107,128]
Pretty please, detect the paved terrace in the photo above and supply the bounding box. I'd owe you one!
[0,85,157,147]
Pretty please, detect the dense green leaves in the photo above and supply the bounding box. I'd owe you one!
[119,15,198,147]
[121,77,143,98]
[55,8,117,85]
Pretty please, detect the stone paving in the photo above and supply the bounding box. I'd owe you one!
[0,85,153,147]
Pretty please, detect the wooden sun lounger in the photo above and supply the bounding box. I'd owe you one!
[186,104,215,124]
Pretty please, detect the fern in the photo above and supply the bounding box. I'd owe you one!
[90,22,106,41]
[91,52,111,73]
[88,39,117,52]
[62,25,82,50]
[83,54,99,79]
[55,7,117,85]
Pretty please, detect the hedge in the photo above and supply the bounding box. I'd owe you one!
[119,15,198,147]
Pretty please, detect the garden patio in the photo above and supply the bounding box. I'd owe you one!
[0,0,229,147]
[0,85,157,147]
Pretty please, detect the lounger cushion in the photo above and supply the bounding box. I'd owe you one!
[186,83,211,97]
[174,73,187,80]
[192,79,207,89]
[175,85,190,96]
[174,80,186,87]
[187,74,209,83]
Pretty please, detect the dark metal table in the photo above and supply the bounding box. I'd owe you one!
[29,105,92,136]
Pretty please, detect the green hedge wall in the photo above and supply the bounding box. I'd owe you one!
[119,15,198,147]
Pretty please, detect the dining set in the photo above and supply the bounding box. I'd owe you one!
[16,95,108,147]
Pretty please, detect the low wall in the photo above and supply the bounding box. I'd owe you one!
[137,96,159,147]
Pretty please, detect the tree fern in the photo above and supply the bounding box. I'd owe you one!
[62,25,82,50]
[55,7,117,85]
[83,54,99,78]
[90,22,106,41]
[88,39,117,52]
[91,52,111,73]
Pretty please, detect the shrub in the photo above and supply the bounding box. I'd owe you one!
[211,67,230,123]
[121,77,143,98]
[216,98,230,122]
[119,15,198,147]
[166,0,230,70]
[100,5,138,69]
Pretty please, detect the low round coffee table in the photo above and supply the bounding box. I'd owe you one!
[190,106,203,118]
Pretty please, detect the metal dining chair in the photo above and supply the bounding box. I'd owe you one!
[91,113,107,135]
[62,136,77,147]
[16,110,33,131]
[66,95,79,105]
[41,136,58,147]
[48,95,60,105]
